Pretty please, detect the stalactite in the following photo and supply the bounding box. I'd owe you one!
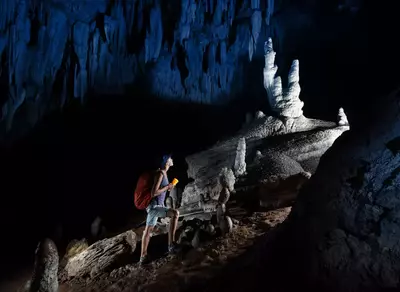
[110,1,127,55]
[0,0,282,135]
[228,0,236,25]
[251,0,260,9]
[208,42,217,72]
[248,31,254,61]
[0,0,16,32]
[178,0,192,44]
[145,1,163,63]
[220,40,227,63]
[249,10,261,61]
[89,28,101,87]
[60,71,68,108]
[46,9,68,80]
[72,22,89,102]
[213,0,224,26]
[266,0,274,25]
[125,1,136,36]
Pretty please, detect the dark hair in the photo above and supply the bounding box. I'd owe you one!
[161,154,172,168]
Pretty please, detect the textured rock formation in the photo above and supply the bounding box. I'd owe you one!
[64,239,89,260]
[0,0,282,138]
[234,138,247,176]
[285,88,400,291]
[181,122,348,213]
[60,230,136,280]
[338,107,350,126]
[185,37,345,184]
[246,152,305,186]
[29,238,59,292]
[181,38,350,209]
[219,167,236,193]
[264,37,304,118]
[258,171,311,209]
[263,38,278,110]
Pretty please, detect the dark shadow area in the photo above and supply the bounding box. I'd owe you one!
[0,89,252,281]
[271,6,369,125]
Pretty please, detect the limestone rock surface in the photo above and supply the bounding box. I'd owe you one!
[286,88,400,291]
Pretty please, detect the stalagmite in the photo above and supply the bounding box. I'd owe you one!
[255,110,265,119]
[279,60,304,118]
[234,138,247,176]
[263,38,304,118]
[29,239,59,292]
[263,38,278,109]
[337,107,349,126]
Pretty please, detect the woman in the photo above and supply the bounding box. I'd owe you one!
[140,154,180,264]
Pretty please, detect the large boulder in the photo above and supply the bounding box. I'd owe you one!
[60,230,136,281]
[285,88,400,291]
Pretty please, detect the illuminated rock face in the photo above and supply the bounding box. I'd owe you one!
[180,37,350,209]
[29,239,59,292]
[0,0,357,140]
[286,88,400,291]
[263,37,304,119]
[0,0,284,137]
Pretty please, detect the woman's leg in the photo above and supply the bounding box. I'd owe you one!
[166,209,179,245]
[141,225,154,258]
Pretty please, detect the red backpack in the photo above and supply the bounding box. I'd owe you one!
[134,171,155,210]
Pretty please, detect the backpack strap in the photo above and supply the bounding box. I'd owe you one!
[156,169,166,178]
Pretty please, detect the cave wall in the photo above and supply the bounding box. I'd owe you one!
[0,0,367,143]
[281,87,400,291]
[0,0,275,138]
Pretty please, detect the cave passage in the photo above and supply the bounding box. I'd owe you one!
[0,93,250,278]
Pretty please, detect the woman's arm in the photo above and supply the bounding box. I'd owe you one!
[151,171,173,197]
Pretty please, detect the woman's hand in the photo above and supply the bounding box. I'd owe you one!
[167,183,175,191]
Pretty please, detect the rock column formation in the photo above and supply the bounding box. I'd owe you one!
[181,38,350,208]
[234,137,247,176]
[263,37,304,118]
[29,239,59,292]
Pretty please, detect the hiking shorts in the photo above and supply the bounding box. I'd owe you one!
[146,204,169,227]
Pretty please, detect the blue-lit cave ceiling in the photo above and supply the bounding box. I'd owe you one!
[0,0,366,141]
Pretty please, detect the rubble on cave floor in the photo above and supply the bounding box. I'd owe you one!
[59,207,291,292]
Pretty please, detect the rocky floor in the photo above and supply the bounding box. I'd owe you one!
[59,207,291,292]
